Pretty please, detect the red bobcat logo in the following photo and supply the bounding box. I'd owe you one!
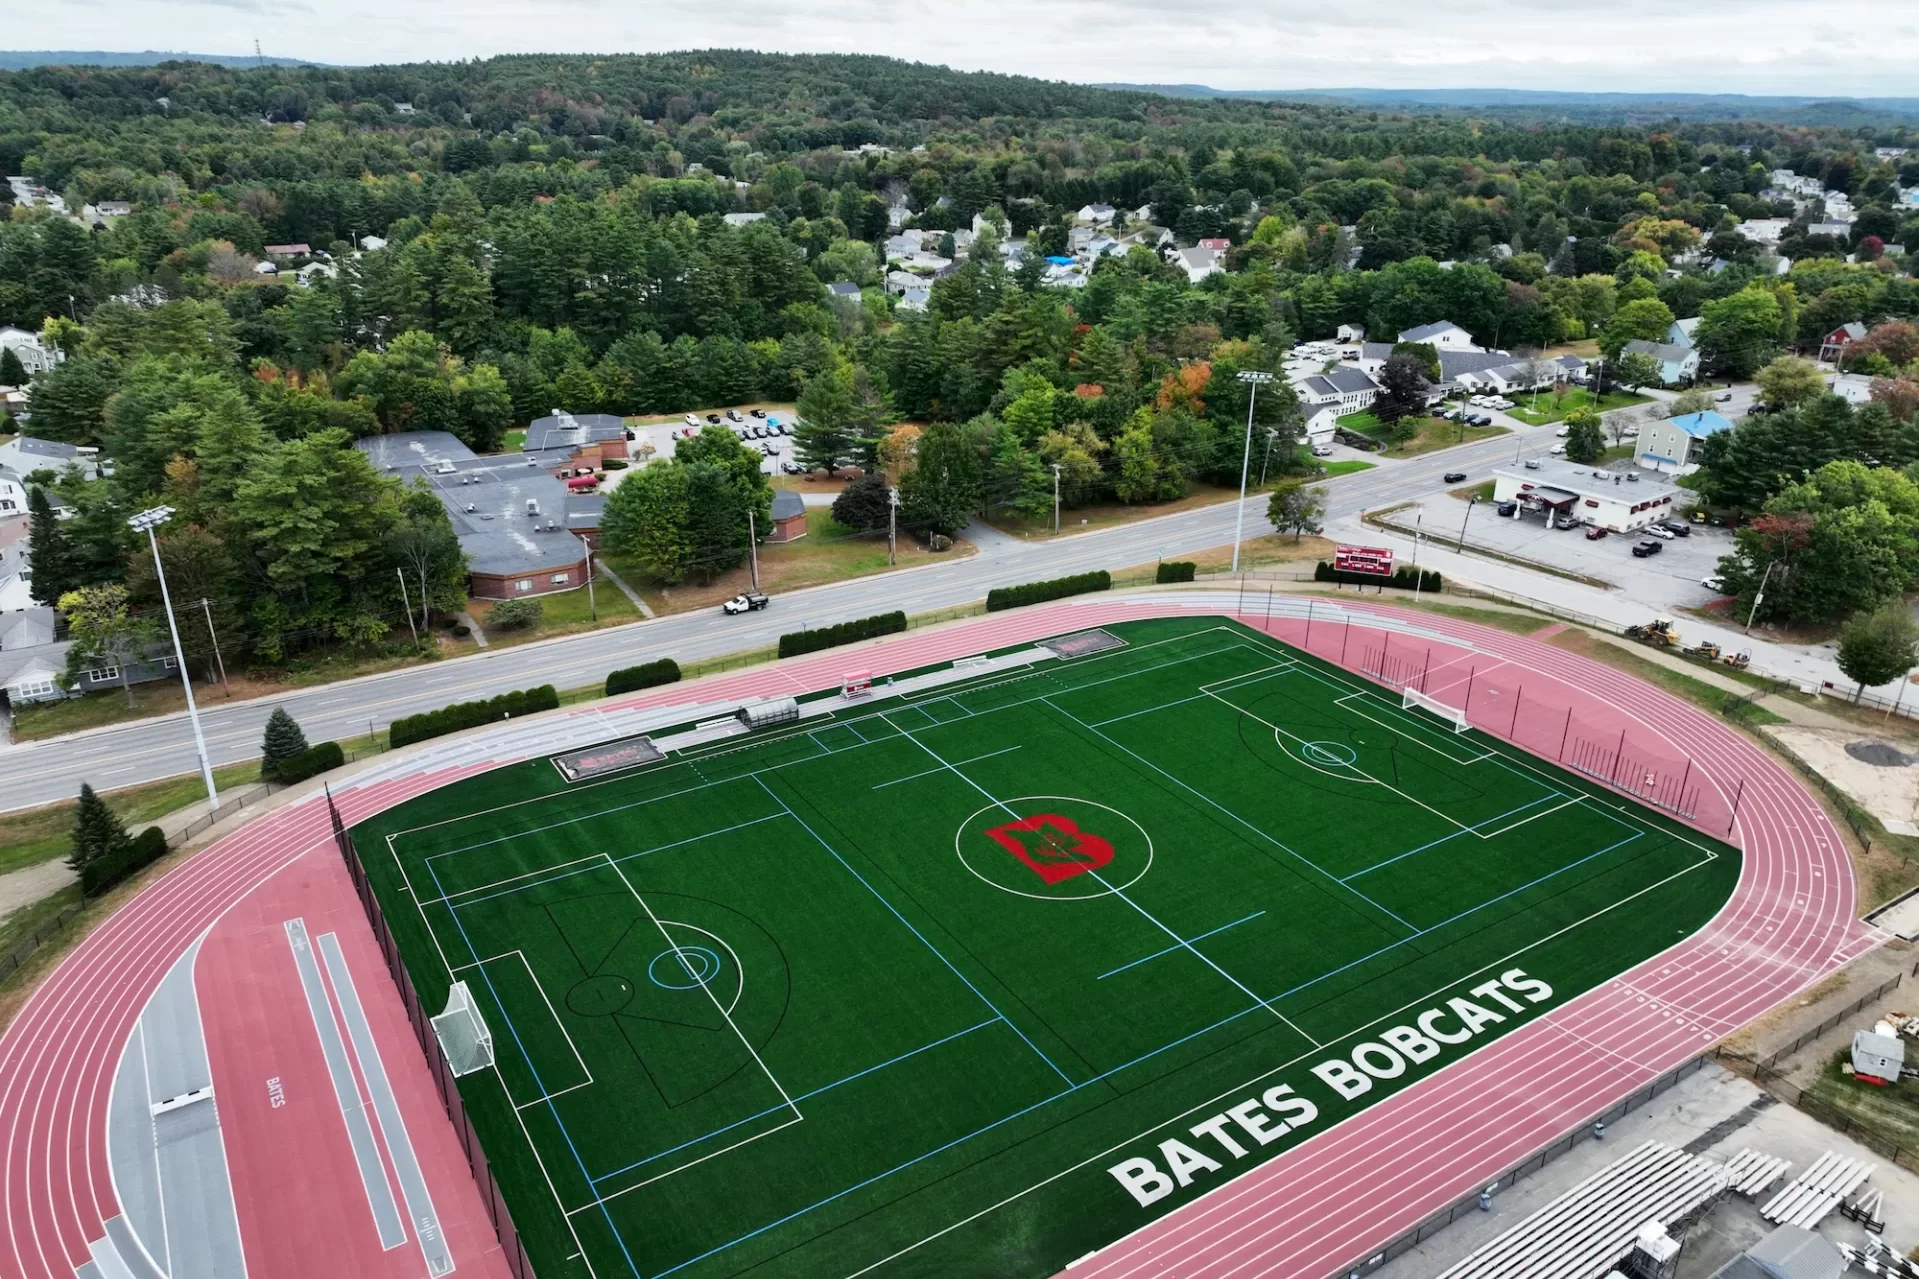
[984,814,1114,885]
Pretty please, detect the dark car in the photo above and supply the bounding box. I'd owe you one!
[1584,526,1608,540]
[1495,500,1517,516]
[705,413,722,423]
[1663,521,1691,537]
[1443,471,1468,483]
[1631,540,1663,558]
[749,408,768,419]
[780,461,806,474]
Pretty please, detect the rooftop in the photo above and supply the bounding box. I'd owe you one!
[523,411,626,454]
[1666,410,1733,438]
[1496,457,1680,502]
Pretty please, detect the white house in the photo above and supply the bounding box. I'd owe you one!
[897,286,931,313]
[721,212,767,227]
[0,436,102,481]
[1335,324,1365,343]
[0,327,61,378]
[1735,219,1789,245]
[1297,367,1380,414]
[1076,203,1116,225]
[1636,410,1731,474]
[1619,339,1700,386]
[1176,245,1225,284]
[1395,321,1480,352]
[1829,373,1875,404]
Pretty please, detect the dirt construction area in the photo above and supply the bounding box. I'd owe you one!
[1768,725,1919,837]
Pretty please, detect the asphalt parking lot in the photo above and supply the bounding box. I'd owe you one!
[1433,496,1737,611]
[632,418,796,476]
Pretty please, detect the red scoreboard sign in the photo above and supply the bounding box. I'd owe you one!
[1333,544,1395,576]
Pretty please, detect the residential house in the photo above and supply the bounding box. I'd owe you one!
[0,436,102,481]
[295,261,338,286]
[1734,219,1790,245]
[1082,235,1121,263]
[825,282,863,307]
[886,201,910,230]
[0,607,68,706]
[0,327,62,377]
[884,270,923,296]
[356,431,603,600]
[1665,316,1703,349]
[1820,320,1868,362]
[722,212,767,227]
[883,233,923,260]
[1829,372,1875,404]
[1303,406,1342,446]
[263,243,313,259]
[766,489,808,542]
[393,102,416,115]
[1297,367,1381,415]
[1176,245,1225,284]
[1076,203,1116,225]
[1395,321,1480,351]
[898,286,932,312]
[1806,221,1853,242]
[1619,339,1700,386]
[1636,410,1731,473]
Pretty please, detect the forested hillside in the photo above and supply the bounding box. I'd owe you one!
[5,51,1919,663]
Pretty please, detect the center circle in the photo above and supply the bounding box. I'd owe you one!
[648,944,722,990]
[1300,740,1358,767]
[955,795,1153,901]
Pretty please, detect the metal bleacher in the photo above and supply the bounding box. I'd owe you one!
[1434,1141,1732,1279]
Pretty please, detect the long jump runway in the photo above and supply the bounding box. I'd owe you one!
[0,592,1878,1279]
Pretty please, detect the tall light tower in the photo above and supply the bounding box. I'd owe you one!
[1231,370,1275,574]
[128,506,218,804]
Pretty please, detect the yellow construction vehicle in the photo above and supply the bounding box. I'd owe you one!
[1684,641,1722,661]
[1625,618,1681,647]
[1722,651,1752,671]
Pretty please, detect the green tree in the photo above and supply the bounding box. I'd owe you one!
[1600,297,1676,357]
[57,584,159,706]
[1612,351,1663,393]
[600,461,694,582]
[26,354,120,443]
[682,462,752,583]
[0,346,25,386]
[831,472,894,531]
[69,783,130,874]
[487,597,544,631]
[1696,287,1784,379]
[1564,407,1605,463]
[1754,357,1826,410]
[793,364,855,470]
[1836,603,1919,702]
[1267,481,1328,541]
[897,422,981,537]
[1370,355,1430,427]
[261,707,310,779]
[26,485,76,606]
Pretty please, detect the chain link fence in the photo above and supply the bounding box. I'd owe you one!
[0,902,87,986]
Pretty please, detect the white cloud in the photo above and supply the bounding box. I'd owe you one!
[18,0,1919,97]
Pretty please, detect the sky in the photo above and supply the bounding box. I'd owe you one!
[17,0,1919,98]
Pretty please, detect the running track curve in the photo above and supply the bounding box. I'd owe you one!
[0,594,1878,1279]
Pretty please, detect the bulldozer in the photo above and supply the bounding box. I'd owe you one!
[1625,618,1681,647]
[1722,650,1752,671]
[1683,640,1722,661]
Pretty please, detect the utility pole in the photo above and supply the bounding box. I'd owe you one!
[1456,495,1479,553]
[129,506,217,805]
[1411,509,1425,604]
[418,568,429,634]
[1745,560,1777,635]
[1049,464,1062,536]
[746,507,760,590]
[396,569,419,645]
[888,486,901,564]
[578,534,596,621]
[1232,370,1274,574]
[198,598,229,693]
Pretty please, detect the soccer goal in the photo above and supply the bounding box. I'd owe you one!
[1402,686,1472,734]
[431,980,495,1077]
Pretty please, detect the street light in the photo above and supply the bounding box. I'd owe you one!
[128,506,218,805]
[1456,495,1479,553]
[1231,370,1275,574]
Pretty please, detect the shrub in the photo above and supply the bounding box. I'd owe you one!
[605,657,682,697]
[1314,562,1441,592]
[81,826,168,897]
[777,611,906,658]
[389,684,561,748]
[1156,561,1197,584]
[602,458,628,470]
[985,570,1111,612]
[272,741,344,785]
[451,624,471,637]
[489,597,544,631]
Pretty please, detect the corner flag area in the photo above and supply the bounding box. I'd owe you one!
[348,616,1742,1279]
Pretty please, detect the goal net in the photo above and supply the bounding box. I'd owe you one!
[431,980,495,1077]
[1402,686,1472,734]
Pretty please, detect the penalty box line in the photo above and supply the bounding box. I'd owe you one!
[446,950,596,1110]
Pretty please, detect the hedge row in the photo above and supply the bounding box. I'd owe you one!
[390,684,560,748]
[82,826,168,897]
[606,657,682,697]
[986,570,1111,612]
[1156,561,1197,584]
[1314,562,1443,592]
[271,741,345,784]
[778,612,905,658]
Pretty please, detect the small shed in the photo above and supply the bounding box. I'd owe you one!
[1851,1029,1904,1083]
[767,488,808,543]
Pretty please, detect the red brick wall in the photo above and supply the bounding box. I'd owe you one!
[468,555,588,600]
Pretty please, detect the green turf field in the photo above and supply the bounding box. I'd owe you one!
[348,615,1739,1279]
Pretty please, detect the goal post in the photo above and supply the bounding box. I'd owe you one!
[431,980,495,1077]
[1402,686,1472,734]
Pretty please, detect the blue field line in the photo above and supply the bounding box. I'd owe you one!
[425,861,648,1279]
[590,1018,1000,1185]
[1097,911,1267,980]
[753,774,1077,1088]
[435,813,789,910]
[1338,792,1569,884]
[1049,697,1420,935]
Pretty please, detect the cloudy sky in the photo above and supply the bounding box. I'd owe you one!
[19,0,1919,97]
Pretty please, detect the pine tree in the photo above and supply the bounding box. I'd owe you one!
[0,346,26,388]
[261,707,310,779]
[70,783,130,873]
[26,486,76,607]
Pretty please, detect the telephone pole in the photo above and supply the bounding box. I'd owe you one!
[746,507,760,589]
[1050,463,1062,536]
[198,598,230,692]
[888,486,901,565]
[395,569,419,644]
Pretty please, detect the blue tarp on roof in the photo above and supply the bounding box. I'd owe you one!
[1044,255,1076,265]
[1669,411,1733,438]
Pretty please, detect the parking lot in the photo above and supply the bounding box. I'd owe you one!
[1426,493,1737,610]
[631,408,798,477]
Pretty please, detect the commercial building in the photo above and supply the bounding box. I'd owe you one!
[1491,459,1682,534]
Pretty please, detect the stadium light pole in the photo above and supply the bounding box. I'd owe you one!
[1231,370,1275,574]
[129,506,218,806]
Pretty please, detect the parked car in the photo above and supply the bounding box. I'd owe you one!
[1663,521,1691,537]
[1631,540,1663,557]
[1702,575,1726,591]
[1311,444,1335,457]
[1716,392,1733,402]
[1644,525,1673,539]
[1443,471,1468,483]
[725,409,743,422]
[1549,443,1565,455]
[749,408,768,419]
[781,461,806,475]
[705,413,722,423]
[722,592,770,614]
[1523,459,1542,470]
[1495,500,1517,516]
[1555,425,1570,438]
[1585,526,1608,540]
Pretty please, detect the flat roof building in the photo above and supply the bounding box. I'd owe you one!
[1491,459,1682,534]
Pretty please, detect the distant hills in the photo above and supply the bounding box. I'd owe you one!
[1100,83,1919,125]
[0,50,324,71]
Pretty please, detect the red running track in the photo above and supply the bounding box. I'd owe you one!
[0,598,1876,1279]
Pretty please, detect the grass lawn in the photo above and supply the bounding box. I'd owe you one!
[1320,458,1376,476]
[351,614,1737,1279]
[1395,599,1558,635]
[1803,1051,1919,1153]
[1115,534,1338,583]
[1340,410,1509,459]
[1504,389,1651,427]
[604,508,974,615]
[502,429,527,452]
[469,581,642,645]
[1546,630,1783,729]
[986,481,1246,540]
[0,760,265,877]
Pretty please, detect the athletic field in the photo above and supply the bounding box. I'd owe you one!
[348,615,1739,1279]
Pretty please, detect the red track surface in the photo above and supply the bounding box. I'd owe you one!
[0,598,1875,1279]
